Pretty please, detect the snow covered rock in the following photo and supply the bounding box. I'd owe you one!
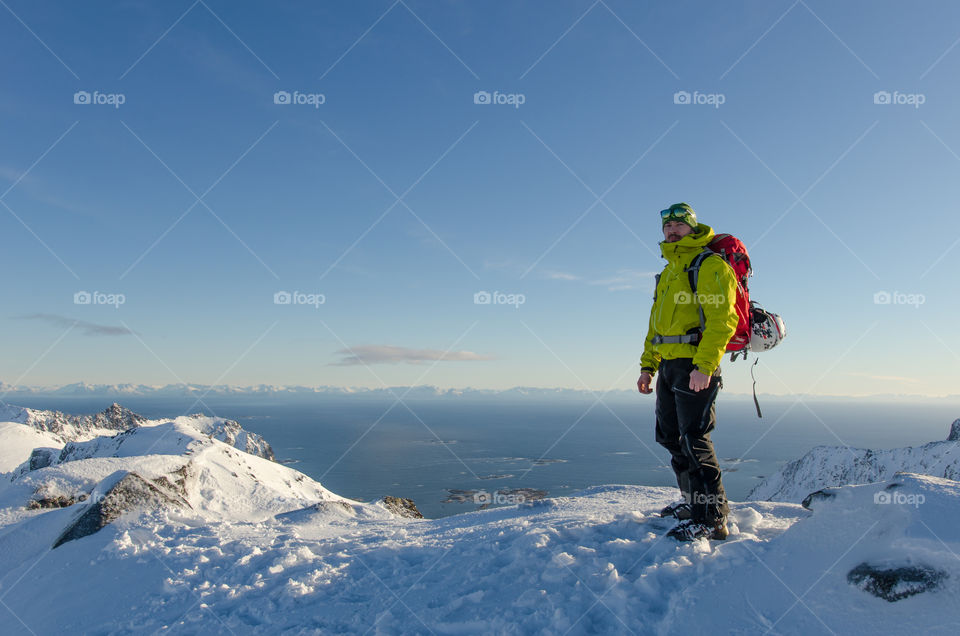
[27,448,58,471]
[27,492,81,510]
[170,413,275,461]
[749,418,960,502]
[847,562,947,602]
[52,470,189,548]
[949,418,960,442]
[380,496,424,519]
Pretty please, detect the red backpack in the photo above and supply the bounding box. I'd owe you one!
[686,233,786,418]
[685,233,752,356]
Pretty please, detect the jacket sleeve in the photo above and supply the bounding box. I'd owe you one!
[639,282,662,375]
[691,256,740,376]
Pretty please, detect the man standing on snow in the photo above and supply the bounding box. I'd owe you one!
[637,203,739,541]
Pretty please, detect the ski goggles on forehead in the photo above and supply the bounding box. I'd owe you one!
[660,208,691,221]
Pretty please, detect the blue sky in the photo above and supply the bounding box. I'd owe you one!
[1,0,959,397]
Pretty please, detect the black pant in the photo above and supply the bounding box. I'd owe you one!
[654,358,728,523]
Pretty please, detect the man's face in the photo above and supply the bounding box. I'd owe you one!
[663,220,693,243]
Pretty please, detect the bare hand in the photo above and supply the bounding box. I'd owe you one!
[689,369,711,392]
[637,372,653,394]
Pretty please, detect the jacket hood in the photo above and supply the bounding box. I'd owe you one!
[659,223,715,261]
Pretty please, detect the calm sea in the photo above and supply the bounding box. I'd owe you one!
[8,395,958,519]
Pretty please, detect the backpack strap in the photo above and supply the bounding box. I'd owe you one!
[750,358,763,418]
[685,248,715,335]
[652,329,702,345]
[685,248,716,295]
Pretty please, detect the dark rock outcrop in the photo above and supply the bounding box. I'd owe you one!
[28,494,85,510]
[948,418,960,442]
[53,470,189,548]
[801,488,837,510]
[28,448,58,471]
[847,563,947,602]
[381,496,423,519]
[91,403,146,431]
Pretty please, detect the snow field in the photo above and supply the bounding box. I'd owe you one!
[2,407,959,634]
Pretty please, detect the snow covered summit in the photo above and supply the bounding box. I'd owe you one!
[0,402,145,441]
[748,418,960,502]
[0,403,275,470]
[1,404,958,634]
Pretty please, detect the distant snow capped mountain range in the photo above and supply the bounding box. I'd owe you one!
[0,382,639,400]
[2,381,954,401]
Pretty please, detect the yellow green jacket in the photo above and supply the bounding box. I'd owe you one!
[640,223,740,377]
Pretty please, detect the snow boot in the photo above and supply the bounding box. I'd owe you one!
[667,517,728,541]
[659,501,692,520]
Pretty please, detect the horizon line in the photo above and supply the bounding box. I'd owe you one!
[1,380,956,401]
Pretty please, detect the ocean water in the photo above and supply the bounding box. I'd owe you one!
[7,395,958,519]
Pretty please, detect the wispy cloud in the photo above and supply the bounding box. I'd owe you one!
[482,258,520,272]
[542,268,657,291]
[588,269,657,291]
[331,344,495,366]
[17,313,136,336]
[541,270,582,281]
[0,163,87,214]
[0,164,33,185]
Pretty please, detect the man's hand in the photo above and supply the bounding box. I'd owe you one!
[689,368,711,392]
[637,372,654,394]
